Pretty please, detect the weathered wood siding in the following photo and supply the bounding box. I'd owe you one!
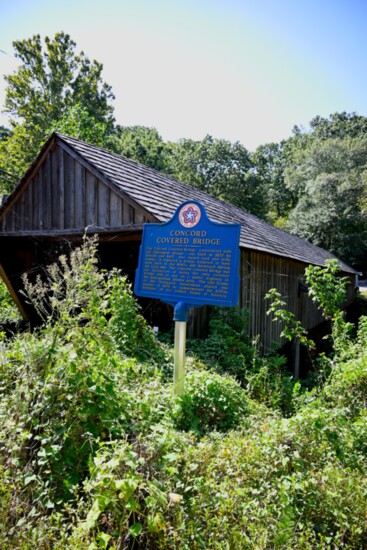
[239,249,356,350]
[0,144,154,234]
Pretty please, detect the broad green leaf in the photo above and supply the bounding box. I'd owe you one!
[129,522,142,537]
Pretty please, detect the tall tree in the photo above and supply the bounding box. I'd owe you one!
[0,32,115,175]
[252,142,295,224]
[309,112,367,140]
[167,135,266,217]
[107,125,169,172]
[286,136,367,269]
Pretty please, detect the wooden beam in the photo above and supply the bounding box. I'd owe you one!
[0,223,144,238]
[0,262,28,320]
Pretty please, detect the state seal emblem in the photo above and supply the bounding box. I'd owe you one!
[179,203,201,228]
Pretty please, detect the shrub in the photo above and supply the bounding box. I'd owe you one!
[172,370,249,435]
[246,352,299,416]
[186,307,253,383]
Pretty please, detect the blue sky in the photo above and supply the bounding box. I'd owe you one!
[0,0,366,151]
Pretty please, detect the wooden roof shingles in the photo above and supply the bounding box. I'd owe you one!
[56,133,355,274]
[0,132,355,275]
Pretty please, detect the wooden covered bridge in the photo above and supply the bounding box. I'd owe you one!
[0,132,356,357]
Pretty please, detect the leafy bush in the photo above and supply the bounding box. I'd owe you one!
[246,352,300,416]
[68,429,192,549]
[0,239,175,547]
[188,307,300,416]
[186,307,253,381]
[172,370,249,435]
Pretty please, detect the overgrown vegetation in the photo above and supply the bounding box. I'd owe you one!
[0,240,366,549]
[0,280,22,325]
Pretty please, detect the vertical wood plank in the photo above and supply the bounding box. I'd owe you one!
[135,210,144,223]
[128,205,135,224]
[109,191,122,226]
[64,153,74,228]
[32,176,39,230]
[85,172,97,227]
[26,182,33,230]
[43,155,51,230]
[6,203,15,232]
[97,182,109,227]
[19,189,25,231]
[122,201,130,224]
[38,169,44,229]
[51,148,59,229]
[74,163,85,228]
[59,148,65,229]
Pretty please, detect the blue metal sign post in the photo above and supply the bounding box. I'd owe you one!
[135,201,241,395]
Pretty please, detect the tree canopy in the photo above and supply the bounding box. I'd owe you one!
[250,113,367,269]
[286,136,367,267]
[0,32,115,178]
[107,125,169,172]
[166,135,266,217]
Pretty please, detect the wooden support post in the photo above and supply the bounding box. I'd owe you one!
[292,339,300,379]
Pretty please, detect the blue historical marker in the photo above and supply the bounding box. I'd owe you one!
[135,201,241,310]
[135,200,241,395]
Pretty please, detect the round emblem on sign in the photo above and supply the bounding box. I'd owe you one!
[179,203,201,228]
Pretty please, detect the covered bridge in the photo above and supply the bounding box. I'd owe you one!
[0,133,356,354]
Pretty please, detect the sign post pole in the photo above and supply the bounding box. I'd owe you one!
[174,321,186,396]
[173,301,189,396]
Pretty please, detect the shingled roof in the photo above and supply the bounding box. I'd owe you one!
[0,132,355,274]
[51,133,354,274]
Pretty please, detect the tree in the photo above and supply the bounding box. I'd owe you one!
[309,112,367,140]
[283,112,367,199]
[106,125,169,172]
[0,32,115,174]
[167,135,266,217]
[252,142,295,223]
[0,126,12,142]
[286,136,367,269]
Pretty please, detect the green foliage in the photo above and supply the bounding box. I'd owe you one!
[265,288,315,349]
[172,370,249,435]
[252,141,295,220]
[167,135,266,217]
[246,353,299,416]
[187,307,302,416]
[305,259,354,354]
[51,104,112,146]
[107,125,170,171]
[0,280,22,325]
[187,307,253,380]
[309,112,367,140]
[285,133,367,267]
[1,240,367,548]
[305,259,350,320]
[0,32,115,175]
